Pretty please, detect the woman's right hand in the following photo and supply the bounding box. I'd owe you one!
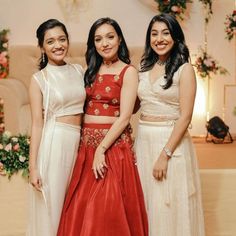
[92,147,108,179]
[29,167,42,192]
[153,150,169,181]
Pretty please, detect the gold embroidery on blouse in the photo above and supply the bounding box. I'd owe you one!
[94,109,100,115]
[103,104,109,109]
[98,76,103,83]
[96,94,101,100]
[89,101,93,107]
[105,86,111,92]
[114,75,120,81]
[112,98,118,104]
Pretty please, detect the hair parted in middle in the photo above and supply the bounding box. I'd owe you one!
[84,17,130,86]
[140,13,190,89]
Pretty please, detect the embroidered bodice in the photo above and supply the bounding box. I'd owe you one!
[138,63,188,120]
[33,63,86,118]
[85,65,130,117]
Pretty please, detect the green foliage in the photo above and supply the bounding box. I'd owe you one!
[224,10,236,41]
[194,47,228,79]
[0,131,29,179]
[154,0,192,20]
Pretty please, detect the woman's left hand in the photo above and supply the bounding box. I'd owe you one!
[153,151,170,181]
[92,147,108,179]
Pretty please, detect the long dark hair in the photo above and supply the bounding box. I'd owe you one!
[84,17,130,87]
[140,13,190,89]
[36,19,69,70]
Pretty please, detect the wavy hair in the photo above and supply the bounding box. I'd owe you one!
[84,17,130,87]
[36,19,69,70]
[140,13,190,89]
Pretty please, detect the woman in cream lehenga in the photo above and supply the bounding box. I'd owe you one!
[135,14,205,236]
[27,19,86,236]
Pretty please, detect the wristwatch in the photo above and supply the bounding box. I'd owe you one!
[163,147,172,158]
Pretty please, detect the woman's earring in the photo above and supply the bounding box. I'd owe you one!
[42,53,45,63]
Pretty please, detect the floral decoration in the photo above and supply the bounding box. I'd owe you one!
[0,98,4,134]
[199,0,213,23]
[154,0,192,20]
[194,47,228,79]
[0,131,29,179]
[224,10,236,41]
[0,29,9,79]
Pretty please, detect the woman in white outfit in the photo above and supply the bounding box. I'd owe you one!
[27,19,86,236]
[135,14,205,236]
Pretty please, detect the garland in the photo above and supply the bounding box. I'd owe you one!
[194,47,228,79]
[154,0,192,20]
[199,0,213,23]
[0,29,9,79]
[224,10,236,41]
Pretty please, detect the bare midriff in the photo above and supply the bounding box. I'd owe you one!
[140,113,177,122]
[84,114,118,124]
[56,114,83,126]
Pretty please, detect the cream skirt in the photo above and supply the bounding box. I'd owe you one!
[27,122,81,236]
[135,120,205,236]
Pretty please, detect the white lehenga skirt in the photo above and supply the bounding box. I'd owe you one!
[135,120,205,236]
[27,122,81,236]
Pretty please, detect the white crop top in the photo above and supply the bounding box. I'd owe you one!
[138,63,188,120]
[33,63,86,118]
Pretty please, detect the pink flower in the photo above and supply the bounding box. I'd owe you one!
[171,5,181,13]
[204,58,213,67]
[13,143,20,151]
[0,52,8,65]
[0,162,4,170]
[4,143,12,151]
[163,0,170,5]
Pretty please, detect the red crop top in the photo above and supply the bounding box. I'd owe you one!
[85,65,131,117]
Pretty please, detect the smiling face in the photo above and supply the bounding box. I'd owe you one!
[150,21,174,61]
[94,23,120,61]
[42,26,69,66]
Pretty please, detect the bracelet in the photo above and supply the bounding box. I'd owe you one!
[163,147,172,158]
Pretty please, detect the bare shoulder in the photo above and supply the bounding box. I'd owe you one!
[181,63,195,76]
[124,64,138,79]
[179,63,195,82]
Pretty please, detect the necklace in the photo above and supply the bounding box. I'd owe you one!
[156,59,167,66]
[103,57,119,67]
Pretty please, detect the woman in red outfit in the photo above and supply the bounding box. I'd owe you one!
[57,17,148,236]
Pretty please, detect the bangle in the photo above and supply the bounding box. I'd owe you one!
[163,147,172,158]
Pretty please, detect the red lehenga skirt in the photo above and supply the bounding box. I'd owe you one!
[57,123,148,236]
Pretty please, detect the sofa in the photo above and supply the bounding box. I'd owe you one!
[0,43,143,135]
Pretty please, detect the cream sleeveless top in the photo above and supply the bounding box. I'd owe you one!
[33,63,86,118]
[138,63,188,120]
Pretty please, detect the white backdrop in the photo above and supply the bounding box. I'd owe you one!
[0,0,235,135]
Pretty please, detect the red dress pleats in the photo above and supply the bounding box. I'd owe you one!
[57,123,148,236]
